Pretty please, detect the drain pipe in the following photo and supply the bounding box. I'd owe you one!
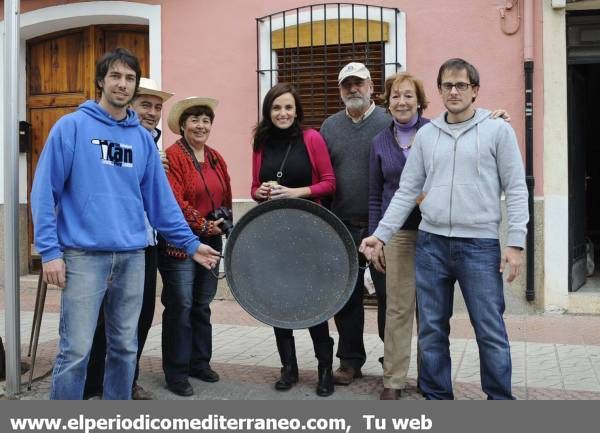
[524,0,535,301]
[3,0,23,395]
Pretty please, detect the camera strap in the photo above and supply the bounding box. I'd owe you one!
[180,139,224,213]
[276,140,294,182]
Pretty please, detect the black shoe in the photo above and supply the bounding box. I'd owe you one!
[316,365,334,397]
[167,380,193,397]
[275,364,299,391]
[190,367,220,383]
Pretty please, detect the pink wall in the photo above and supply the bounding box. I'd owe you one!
[160,0,543,198]
[10,0,544,197]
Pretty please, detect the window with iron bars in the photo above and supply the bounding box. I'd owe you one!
[256,3,405,129]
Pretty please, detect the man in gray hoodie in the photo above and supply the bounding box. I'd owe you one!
[360,58,528,400]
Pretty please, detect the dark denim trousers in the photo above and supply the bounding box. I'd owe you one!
[333,224,367,370]
[415,231,514,400]
[158,236,222,385]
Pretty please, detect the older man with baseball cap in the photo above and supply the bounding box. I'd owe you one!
[84,78,173,400]
[320,62,391,385]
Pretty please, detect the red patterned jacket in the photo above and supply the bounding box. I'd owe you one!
[165,139,232,235]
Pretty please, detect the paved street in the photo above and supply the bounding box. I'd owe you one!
[2,281,600,400]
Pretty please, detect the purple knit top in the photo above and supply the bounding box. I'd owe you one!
[368,116,430,235]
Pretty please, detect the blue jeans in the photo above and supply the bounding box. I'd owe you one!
[84,245,158,398]
[158,236,221,384]
[50,249,145,400]
[415,231,514,400]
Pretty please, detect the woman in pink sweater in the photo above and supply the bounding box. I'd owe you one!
[251,83,336,396]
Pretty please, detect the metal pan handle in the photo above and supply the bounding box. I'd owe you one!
[210,254,227,280]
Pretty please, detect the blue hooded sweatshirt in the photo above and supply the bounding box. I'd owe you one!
[31,100,201,262]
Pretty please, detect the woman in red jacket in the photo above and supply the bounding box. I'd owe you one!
[159,97,232,397]
[252,83,336,396]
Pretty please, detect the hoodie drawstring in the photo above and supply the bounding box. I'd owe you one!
[476,123,481,177]
[430,128,441,175]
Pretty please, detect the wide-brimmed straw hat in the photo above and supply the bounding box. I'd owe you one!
[136,77,173,102]
[167,96,219,134]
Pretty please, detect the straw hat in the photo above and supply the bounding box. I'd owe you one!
[167,96,219,134]
[136,77,173,102]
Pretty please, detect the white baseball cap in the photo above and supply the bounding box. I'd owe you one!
[338,62,371,85]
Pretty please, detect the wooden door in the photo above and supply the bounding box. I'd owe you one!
[93,25,150,100]
[26,25,149,269]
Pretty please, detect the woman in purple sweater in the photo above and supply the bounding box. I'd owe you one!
[368,73,429,400]
[370,73,509,399]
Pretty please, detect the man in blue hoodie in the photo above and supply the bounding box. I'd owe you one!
[30,48,220,400]
[361,58,528,400]
[83,77,173,400]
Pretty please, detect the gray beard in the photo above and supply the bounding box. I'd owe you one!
[343,96,370,112]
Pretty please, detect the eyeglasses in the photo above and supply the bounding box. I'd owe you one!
[440,82,474,92]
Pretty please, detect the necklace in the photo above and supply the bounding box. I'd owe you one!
[190,146,205,163]
[393,126,417,151]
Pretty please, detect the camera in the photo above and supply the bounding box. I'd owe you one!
[208,207,234,237]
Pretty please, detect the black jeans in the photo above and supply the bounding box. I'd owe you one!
[158,236,222,385]
[83,245,158,398]
[273,321,329,346]
[333,224,367,370]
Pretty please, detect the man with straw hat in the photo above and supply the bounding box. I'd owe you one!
[131,77,173,143]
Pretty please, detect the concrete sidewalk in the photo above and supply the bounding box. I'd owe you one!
[2,283,600,400]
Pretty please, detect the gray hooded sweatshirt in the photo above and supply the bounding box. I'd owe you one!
[373,108,528,248]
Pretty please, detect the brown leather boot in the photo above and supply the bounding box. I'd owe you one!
[333,366,362,385]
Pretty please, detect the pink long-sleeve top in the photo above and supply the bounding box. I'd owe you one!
[251,128,336,203]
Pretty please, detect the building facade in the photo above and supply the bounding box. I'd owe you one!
[1,0,599,313]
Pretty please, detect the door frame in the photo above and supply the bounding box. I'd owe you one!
[542,2,600,311]
[25,24,151,269]
[0,0,162,189]
[565,11,600,291]
[19,0,162,132]
[0,1,162,272]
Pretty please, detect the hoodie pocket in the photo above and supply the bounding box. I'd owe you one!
[82,193,145,245]
[419,185,451,225]
[451,184,485,225]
